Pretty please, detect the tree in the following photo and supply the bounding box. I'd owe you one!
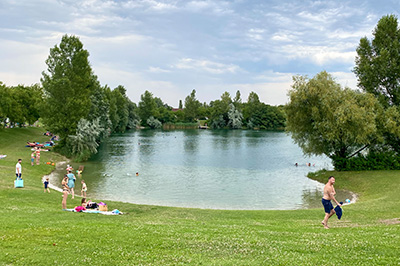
[243,91,262,128]
[0,83,13,126]
[233,90,242,109]
[88,85,112,140]
[146,116,162,129]
[209,92,232,128]
[127,101,140,129]
[113,85,129,133]
[184,89,201,122]
[227,103,243,129]
[41,34,97,142]
[285,71,383,163]
[138,90,157,126]
[68,118,101,161]
[354,14,400,107]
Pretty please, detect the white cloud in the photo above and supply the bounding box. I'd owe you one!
[173,58,240,74]
[185,1,233,15]
[331,71,358,90]
[280,44,357,65]
[148,66,171,73]
[247,28,265,41]
[0,39,48,85]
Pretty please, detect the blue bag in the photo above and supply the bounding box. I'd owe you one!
[14,179,24,188]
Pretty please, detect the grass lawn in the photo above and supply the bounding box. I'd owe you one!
[0,127,399,265]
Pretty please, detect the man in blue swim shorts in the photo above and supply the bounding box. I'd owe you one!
[321,176,341,229]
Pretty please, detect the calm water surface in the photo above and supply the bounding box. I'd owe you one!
[53,130,352,210]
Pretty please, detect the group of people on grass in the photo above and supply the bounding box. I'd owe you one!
[61,164,87,210]
[30,147,43,166]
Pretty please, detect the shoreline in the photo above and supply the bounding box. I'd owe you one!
[44,163,359,210]
[43,160,69,193]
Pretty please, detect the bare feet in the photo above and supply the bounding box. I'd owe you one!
[321,221,329,229]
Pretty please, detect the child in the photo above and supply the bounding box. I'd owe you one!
[66,164,73,172]
[31,152,36,166]
[44,178,50,193]
[81,198,87,208]
[35,147,41,165]
[81,180,87,197]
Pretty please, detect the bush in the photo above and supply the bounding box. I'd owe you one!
[146,116,162,129]
[333,150,400,171]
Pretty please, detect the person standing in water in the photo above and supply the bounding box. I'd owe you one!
[321,176,342,229]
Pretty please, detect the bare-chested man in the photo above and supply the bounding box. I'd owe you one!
[321,176,341,229]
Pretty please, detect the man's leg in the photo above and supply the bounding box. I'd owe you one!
[322,209,335,229]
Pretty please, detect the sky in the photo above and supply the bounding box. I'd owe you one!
[0,0,399,107]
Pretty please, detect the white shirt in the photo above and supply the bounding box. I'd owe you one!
[16,162,22,174]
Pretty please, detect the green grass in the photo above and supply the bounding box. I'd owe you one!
[0,127,399,265]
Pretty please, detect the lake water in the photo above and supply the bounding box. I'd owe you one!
[52,130,352,210]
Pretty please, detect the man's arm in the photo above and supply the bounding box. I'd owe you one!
[330,192,341,206]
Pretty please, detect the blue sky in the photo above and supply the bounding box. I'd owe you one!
[0,0,399,107]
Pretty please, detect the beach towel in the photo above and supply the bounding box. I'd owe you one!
[334,202,344,220]
[63,209,123,215]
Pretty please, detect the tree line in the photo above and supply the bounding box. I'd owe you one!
[286,14,400,171]
[0,35,285,161]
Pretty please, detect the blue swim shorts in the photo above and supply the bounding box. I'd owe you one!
[321,198,334,213]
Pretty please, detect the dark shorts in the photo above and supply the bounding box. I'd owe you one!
[322,198,334,213]
[16,173,22,179]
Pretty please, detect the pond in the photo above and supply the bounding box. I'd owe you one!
[51,130,353,210]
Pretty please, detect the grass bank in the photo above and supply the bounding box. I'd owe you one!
[0,127,399,265]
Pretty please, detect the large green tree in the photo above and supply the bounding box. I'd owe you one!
[138,90,157,126]
[184,89,201,122]
[209,92,232,128]
[354,14,400,107]
[113,85,129,133]
[286,71,383,162]
[41,34,98,142]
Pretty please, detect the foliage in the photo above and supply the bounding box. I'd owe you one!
[40,34,98,142]
[127,101,140,129]
[334,147,400,171]
[138,90,157,126]
[184,89,201,122]
[113,85,129,133]
[353,14,400,163]
[88,85,112,140]
[146,116,162,129]
[209,92,232,128]
[0,83,43,127]
[354,14,400,107]
[286,71,383,161]
[68,118,101,161]
[227,103,243,129]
